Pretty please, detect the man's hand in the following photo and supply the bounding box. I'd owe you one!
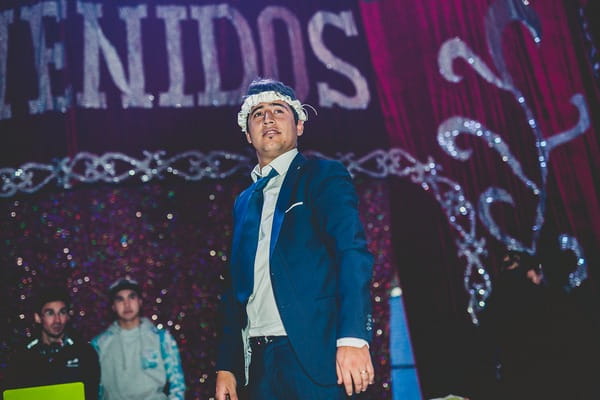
[215,370,238,400]
[336,345,375,396]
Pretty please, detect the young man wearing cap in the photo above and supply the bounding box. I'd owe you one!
[215,78,375,399]
[91,278,186,400]
[3,286,100,400]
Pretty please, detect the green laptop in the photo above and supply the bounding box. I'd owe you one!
[3,382,85,400]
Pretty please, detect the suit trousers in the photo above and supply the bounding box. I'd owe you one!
[247,337,347,400]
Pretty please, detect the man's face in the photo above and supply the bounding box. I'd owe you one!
[112,289,142,324]
[34,300,69,344]
[245,100,304,166]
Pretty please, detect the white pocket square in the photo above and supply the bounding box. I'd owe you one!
[285,202,304,213]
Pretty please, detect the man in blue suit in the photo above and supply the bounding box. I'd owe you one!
[215,78,375,399]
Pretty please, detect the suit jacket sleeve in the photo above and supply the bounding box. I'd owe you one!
[310,160,374,342]
[215,197,246,382]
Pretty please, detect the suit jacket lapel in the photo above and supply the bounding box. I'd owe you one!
[270,153,306,257]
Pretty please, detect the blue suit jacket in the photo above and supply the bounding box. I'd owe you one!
[217,153,374,385]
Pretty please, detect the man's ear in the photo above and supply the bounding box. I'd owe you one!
[34,312,41,324]
[296,120,304,136]
[245,132,252,144]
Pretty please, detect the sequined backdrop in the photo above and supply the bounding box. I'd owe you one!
[0,178,393,399]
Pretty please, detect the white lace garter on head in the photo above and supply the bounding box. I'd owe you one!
[237,91,308,133]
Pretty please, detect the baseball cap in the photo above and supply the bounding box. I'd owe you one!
[108,278,141,299]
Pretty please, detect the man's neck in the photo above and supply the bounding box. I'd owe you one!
[41,332,64,346]
[118,317,141,330]
[257,155,273,169]
[256,147,298,171]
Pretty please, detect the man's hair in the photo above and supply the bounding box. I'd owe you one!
[35,286,71,313]
[244,78,300,123]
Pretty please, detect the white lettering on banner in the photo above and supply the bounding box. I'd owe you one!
[21,0,72,115]
[0,1,371,119]
[258,6,309,101]
[157,6,194,108]
[119,5,153,108]
[0,9,14,119]
[77,2,153,109]
[308,11,370,109]
[78,1,119,108]
[190,4,258,106]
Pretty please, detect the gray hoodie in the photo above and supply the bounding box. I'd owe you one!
[91,317,185,400]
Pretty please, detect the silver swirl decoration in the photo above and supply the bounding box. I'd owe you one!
[0,150,252,197]
[558,235,588,290]
[437,0,591,305]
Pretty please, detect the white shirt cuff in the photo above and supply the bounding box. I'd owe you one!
[336,337,369,348]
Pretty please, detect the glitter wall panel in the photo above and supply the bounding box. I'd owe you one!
[0,178,393,399]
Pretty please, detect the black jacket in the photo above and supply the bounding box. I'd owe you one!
[3,333,100,400]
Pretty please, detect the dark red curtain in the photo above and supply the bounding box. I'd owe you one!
[358,0,600,396]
